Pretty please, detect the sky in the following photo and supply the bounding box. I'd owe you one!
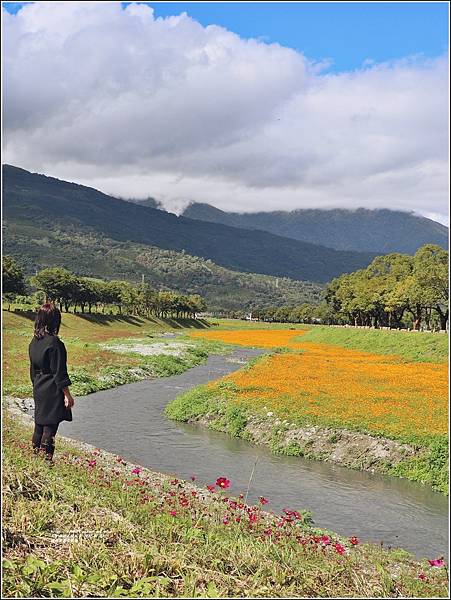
[2,1,450,222]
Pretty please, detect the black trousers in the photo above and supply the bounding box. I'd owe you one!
[32,423,59,458]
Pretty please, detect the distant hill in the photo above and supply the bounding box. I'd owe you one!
[3,165,376,284]
[3,218,323,312]
[183,203,448,254]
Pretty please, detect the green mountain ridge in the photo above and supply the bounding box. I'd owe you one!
[182,202,448,254]
[3,165,376,284]
[3,221,323,312]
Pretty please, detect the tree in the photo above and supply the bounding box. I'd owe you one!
[30,268,77,312]
[2,256,26,309]
[413,245,449,330]
[365,253,413,327]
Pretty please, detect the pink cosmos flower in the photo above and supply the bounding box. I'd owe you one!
[333,542,346,555]
[190,475,197,481]
[320,535,331,546]
[249,512,258,523]
[216,477,230,489]
[207,485,216,493]
[349,536,359,546]
[87,459,96,468]
[259,497,269,505]
[428,559,445,568]
[223,516,230,525]
[169,510,177,517]
[132,467,141,475]
[282,508,301,520]
[418,573,426,581]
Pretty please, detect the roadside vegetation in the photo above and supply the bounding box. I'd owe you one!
[167,327,448,493]
[2,413,448,598]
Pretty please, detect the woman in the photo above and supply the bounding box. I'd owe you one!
[29,303,75,460]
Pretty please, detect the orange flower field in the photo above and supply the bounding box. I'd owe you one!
[191,329,448,440]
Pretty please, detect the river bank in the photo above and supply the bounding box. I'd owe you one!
[171,328,448,494]
[2,401,448,598]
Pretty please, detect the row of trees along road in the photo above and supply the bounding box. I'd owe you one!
[326,244,448,330]
[2,261,206,319]
[253,245,449,331]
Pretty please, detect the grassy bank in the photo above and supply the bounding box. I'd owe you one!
[300,326,449,363]
[167,327,448,493]
[2,411,448,598]
[2,310,227,397]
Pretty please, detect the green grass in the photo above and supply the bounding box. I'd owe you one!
[2,413,448,598]
[2,310,226,398]
[299,326,448,363]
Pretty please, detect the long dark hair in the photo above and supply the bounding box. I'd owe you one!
[34,303,62,339]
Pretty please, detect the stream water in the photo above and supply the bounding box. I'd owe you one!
[57,349,448,559]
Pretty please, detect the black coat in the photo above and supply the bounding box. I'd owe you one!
[29,334,73,425]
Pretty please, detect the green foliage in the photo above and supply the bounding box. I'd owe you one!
[388,438,449,494]
[325,246,449,330]
[2,255,26,299]
[223,405,248,437]
[256,245,449,331]
[28,265,207,318]
[165,385,219,422]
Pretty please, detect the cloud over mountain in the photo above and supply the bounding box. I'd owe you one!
[3,2,449,221]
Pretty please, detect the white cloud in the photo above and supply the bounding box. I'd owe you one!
[3,2,449,223]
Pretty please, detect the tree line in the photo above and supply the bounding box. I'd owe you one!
[3,244,448,329]
[253,245,449,331]
[2,261,206,319]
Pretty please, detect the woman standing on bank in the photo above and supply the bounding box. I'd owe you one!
[29,303,75,460]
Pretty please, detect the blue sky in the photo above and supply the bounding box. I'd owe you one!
[3,1,449,72]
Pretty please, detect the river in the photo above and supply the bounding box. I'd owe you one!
[58,348,448,559]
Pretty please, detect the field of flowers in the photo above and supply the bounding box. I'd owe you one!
[190,329,448,442]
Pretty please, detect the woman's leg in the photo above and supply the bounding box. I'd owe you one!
[41,424,59,460]
[32,423,44,453]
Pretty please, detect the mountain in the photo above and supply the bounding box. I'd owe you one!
[3,220,323,312]
[2,165,376,284]
[183,203,448,254]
